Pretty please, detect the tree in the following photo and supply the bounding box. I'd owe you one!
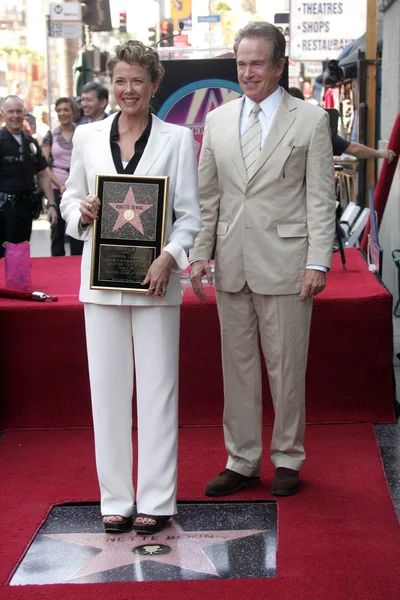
[241,0,257,13]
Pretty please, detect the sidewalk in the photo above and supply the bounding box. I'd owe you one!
[31,216,72,258]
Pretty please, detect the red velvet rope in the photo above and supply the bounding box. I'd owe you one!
[360,113,400,252]
[0,288,58,301]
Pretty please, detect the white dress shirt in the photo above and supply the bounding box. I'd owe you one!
[240,87,283,144]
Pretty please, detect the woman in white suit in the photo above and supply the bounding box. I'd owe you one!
[60,41,201,534]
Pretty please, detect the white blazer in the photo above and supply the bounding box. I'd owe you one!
[60,113,201,306]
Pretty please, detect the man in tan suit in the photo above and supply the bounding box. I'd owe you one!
[190,22,336,497]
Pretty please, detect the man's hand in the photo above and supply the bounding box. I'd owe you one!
[190,260,213,303]
[382,149,396,164]
[47,206,58,229]
[142,250,175,298]
[300,269,326,301]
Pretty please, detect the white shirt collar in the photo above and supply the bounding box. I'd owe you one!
[243,86,283,117]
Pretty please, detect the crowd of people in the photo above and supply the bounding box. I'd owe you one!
[0,21,396,535]
[0,81,111,257]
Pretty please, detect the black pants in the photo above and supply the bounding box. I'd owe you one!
[69,235,84,256]
[51,189,83,256]
[0,196,33,259]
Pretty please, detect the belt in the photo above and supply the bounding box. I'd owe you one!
[0,191,34,205]
[53,165,70,173]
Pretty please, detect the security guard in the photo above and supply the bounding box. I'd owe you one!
[0,95,57,258]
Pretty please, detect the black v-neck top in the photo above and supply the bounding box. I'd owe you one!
[110,111,152,175]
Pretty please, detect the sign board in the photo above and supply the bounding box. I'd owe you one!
[49,21,82,38]
[170,0,192,31]
[289,0,367,61]
[49,2,82,38]
[304,61,323,77]
[174,34,190,47]
[198,15,221,23]
[50,2,81,21]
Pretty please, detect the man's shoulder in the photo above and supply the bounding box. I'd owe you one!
[206,97,242,122]
[22,129,38,145]
[291,97,327,121]
[0,126,13,140]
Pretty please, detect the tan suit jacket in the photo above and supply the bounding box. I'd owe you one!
[190,89,336,295]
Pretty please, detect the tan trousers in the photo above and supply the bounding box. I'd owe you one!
[216,285,312,475]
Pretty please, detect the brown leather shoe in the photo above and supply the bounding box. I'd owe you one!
[205,469,261,497]
[271,467,300,496]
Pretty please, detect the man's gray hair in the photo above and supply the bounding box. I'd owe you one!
[233,22,286,66]
[1,95,24,110]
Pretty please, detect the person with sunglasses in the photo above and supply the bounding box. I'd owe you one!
[0,95,57,258]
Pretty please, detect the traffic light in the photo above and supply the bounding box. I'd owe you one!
[148,26,157,47]
[159,20,174,47]
[119,10,127,34]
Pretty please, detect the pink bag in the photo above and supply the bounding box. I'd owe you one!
[4,242,32,291]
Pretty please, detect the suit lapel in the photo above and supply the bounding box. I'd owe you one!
[91,114,170,176]
[135,115,170,175]
[227,98,248,186]
[249,90,297,181]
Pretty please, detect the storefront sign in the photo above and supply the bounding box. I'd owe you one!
[290,0,367,61]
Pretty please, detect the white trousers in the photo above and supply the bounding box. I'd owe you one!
[216,287,312,474]
[84,303,180,518]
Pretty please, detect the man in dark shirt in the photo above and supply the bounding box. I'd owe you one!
[0,95,57,258]
[288,88,396,162]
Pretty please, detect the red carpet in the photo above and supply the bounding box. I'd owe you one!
[0,424,399,599]
[0,248,395,429]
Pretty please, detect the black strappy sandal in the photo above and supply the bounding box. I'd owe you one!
[102,515,133,533]
[133,514,171,534]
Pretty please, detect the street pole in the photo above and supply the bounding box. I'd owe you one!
[45,15,52,130]
[365,0,377,204]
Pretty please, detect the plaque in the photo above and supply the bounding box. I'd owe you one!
[91,174,169,292]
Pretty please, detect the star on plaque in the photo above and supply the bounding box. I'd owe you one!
[44,520,267,580]
[109,186,151,234]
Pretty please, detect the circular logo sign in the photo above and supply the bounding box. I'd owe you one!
[133,544,171,557]
[158,79,242,160]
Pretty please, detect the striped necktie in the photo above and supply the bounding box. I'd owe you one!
[241,104,262,178]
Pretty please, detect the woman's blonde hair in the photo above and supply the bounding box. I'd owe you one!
[107,40,165,83]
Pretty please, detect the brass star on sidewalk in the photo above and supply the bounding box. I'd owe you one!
[45,520,267,580]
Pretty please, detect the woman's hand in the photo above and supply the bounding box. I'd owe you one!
[142,251,175,297]
[79,194,100,225]
[59,184,66,195]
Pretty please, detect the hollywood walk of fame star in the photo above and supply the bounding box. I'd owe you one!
[44,520,268,581]
[109,186,151,234]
